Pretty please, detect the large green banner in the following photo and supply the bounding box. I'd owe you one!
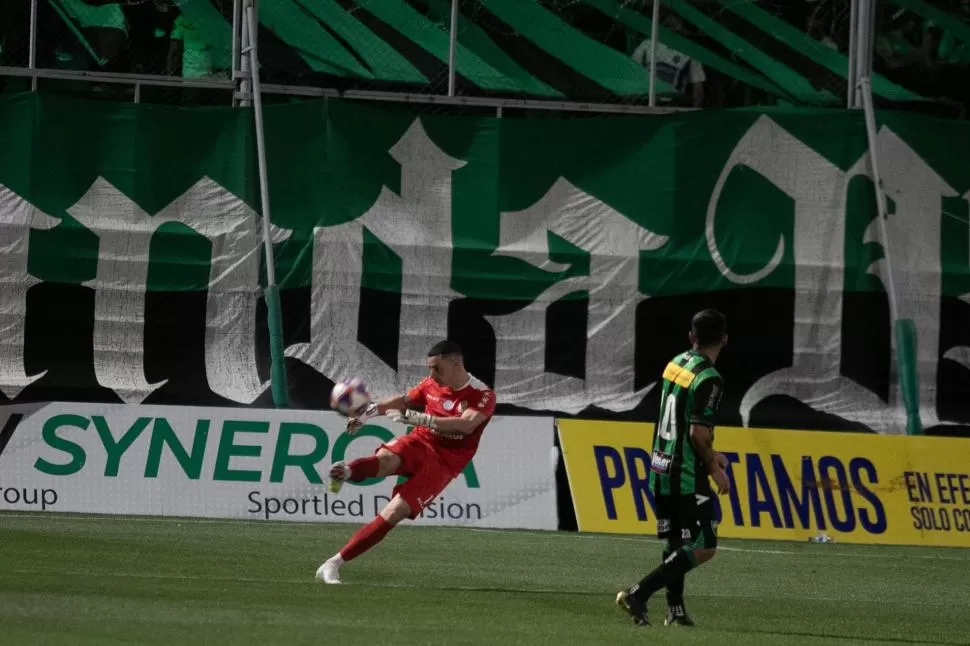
[0,92,968,434]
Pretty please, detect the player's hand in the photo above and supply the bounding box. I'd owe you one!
[346,402,379,435]
[386,409,437,430]
[711,466,731,495]
[714,452,730,470]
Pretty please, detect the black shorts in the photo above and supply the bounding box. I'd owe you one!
[654,494,718,549]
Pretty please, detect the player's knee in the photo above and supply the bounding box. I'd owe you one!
[379,495,412,525]
[375,448,403,477]
[693,547,717,565]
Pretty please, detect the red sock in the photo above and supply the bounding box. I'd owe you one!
[347,456,380,482]
[339,516,394,562]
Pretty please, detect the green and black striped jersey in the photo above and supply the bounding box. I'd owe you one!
[648,350,724,496]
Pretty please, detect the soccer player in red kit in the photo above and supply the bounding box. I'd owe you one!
[315,340,496,584]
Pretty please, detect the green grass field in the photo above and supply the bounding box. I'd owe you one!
[1,512,968,646]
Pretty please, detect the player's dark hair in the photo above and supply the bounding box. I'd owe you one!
[691,309,727,348]
[428,340,462,358]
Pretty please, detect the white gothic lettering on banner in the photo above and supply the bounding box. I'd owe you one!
[286,119,464,398]
[67,177,286,404]
[485,177,668,414]
[709,116,959,433]
[0,186,59,399]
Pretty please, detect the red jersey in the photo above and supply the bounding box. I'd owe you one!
[406,375,496,475]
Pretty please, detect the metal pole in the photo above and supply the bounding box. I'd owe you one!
[858,77,896,321]
[847,0,859,108]
[29,0,38,90]
[244,2,273,286]
[447,0,459,96]
[867,0,878,75]
[855,0,873,108]
[649,0,661,107]
[239,0,253,107]
[232,0,241,106]
[244,0,289,408]
[859,74,921,435]
[134,82,140,103]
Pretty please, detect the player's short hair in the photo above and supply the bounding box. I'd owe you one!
[691,309,727,348]
[428,340,462,358]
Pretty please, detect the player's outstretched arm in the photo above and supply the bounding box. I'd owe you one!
[374,394,412,415]
[346,394,414,434]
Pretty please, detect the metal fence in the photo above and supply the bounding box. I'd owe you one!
[2,1,967,115]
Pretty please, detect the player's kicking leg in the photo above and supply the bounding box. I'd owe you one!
[316,437,451,585]
[316,448,403,584]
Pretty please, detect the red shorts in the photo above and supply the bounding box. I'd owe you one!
[379,434,455,520]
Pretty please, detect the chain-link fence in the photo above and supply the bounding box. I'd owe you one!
[1,1,968,115]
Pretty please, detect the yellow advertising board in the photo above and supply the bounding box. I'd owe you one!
[557,419,970,547]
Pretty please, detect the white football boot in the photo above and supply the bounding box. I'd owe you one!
[315,555,344,585]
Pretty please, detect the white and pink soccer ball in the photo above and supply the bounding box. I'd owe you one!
[329,378,372,417]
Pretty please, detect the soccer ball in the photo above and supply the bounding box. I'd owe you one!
[330,378,372,417]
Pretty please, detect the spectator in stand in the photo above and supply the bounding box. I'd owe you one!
[875,8,934,71]
[166,9,215,80]
[58,0,130,72]
[631,11,706,107]
[126,0,179,75]
[873,6,970,114]
[930,0,970,65]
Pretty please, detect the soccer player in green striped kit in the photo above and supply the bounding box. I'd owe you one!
[617,309,731,627]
